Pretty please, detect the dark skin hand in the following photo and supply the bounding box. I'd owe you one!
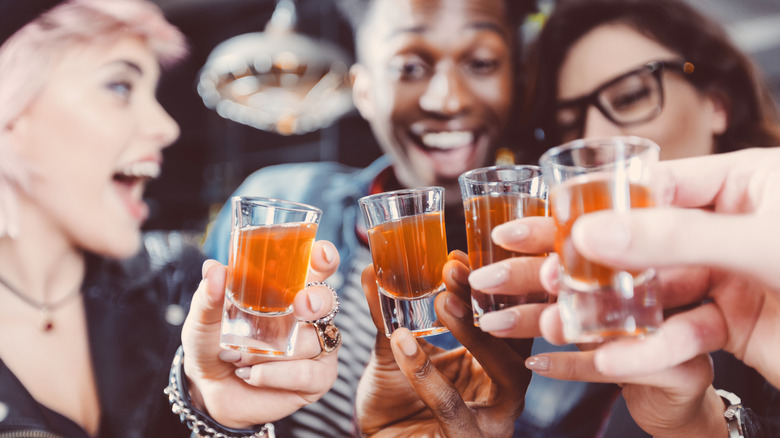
[356,250,532,438]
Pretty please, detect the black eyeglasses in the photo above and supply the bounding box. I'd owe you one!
[555,60,695,141]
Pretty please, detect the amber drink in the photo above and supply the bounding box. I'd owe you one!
[359,187,449,337]
[540,137,663,343]
[459,165,549,325]
[220,196,321,356]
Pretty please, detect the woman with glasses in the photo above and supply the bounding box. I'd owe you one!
[522,0,780,160]
[479,0,780,436]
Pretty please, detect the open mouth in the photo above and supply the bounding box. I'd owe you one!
[419,130,475,150]
[111,161,162,221]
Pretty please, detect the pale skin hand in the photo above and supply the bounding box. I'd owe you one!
[355,251,532,438]
[180,240,341,429]
[467,193,742,436]
[534,147,780,389]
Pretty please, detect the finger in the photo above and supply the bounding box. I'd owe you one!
[360,264,388,335]
[652,148,779,209]
[308,240,340,283]
[525,350,713,390]
[389,328,481,437]
[468,256,546,295]
[443,257,471,301]
[477,304,547,338]
[593,302,728,377]
[572,208,780,289]
[539,254,560,295]
[219,323,327,368]
[435,291,532,388]
[190,261,227,326]
[491,216,556,254]
[237,354,338,395]
[538,303,568,345]
[293,284,337,321]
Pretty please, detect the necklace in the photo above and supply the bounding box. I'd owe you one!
[0,274,82,332]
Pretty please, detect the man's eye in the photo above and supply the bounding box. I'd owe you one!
[399,60,427,80]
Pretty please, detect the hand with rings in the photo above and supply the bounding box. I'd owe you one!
[179,240,342,429]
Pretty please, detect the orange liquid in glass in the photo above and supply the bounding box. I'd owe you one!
[227,222,317,313]
[367,212,448,299]
[465,194,549,307]
[552,178,653,286]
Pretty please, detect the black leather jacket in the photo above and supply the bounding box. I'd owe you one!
[0,231,206,438]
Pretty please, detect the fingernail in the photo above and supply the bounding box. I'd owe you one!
[469,264,509,291]
[218,349,242,363]
[445,295,467,319]
[398,331,418,357]
[492,222,529,245]
[526,355,550,372]
[479,310,517,332]
[308,292,323,313]
[574,214,631,256]
[235,367,250,380]
[322,244,336,264]
[449,264,470,288]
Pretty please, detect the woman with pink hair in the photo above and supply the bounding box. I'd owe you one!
[0,1,341,436]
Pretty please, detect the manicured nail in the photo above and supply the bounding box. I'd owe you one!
[479,310,517,332]
[492,222,530,245]
[218,349,242,363]
[574,214,631,256]
[526,355,550,372]
[445,295,467,319]
[308,292,323,313]
[322,244,336,264]
[469,264,509,291]
[235,367,250,380]
[398,331,418,357]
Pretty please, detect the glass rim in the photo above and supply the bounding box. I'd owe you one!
[232,195,322,215]
[539,135,660,169]
[458,164,542,184]
[358,186,445,205]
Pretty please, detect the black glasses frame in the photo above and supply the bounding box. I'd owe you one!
[555,60,694,135]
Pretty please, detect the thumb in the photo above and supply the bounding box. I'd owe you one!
[189,260,227,326]
[572,208,780,289]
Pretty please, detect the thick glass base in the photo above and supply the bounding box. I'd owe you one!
[220,292,299,356]
[378,284,449,338]
[558,271,663,344]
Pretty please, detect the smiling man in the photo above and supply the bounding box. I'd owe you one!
[200,1,600,437]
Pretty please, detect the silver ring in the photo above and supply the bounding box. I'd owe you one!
[304,281,341,357]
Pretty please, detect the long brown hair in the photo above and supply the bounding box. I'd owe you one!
[521,0,780,160]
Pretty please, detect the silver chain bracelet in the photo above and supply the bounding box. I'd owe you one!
[164,346,275,438]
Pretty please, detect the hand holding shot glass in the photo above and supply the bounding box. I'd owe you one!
[359,187,449,338]
[458,165,550,326]
[220,196,331,356]
[539,136,664,344]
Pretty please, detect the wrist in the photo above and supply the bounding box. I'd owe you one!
[165,346,275,438]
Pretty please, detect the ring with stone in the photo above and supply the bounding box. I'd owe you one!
[304,281,341,358]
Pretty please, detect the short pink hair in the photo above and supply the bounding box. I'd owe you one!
[0,0,187,237]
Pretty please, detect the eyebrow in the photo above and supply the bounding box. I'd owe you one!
[105,59,144,75]
[386,21,509,42]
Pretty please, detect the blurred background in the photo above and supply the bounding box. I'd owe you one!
[145,0,780,233]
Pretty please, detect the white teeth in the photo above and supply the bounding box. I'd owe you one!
[115,161,161,179]
[421,131,474,150]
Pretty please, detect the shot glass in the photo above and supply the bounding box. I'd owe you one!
[458,165,549,326]
[220,196,321,356]
[539,136,663,344]
[358,187,450,338]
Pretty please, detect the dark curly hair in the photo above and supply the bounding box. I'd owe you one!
[521,0,780,160]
